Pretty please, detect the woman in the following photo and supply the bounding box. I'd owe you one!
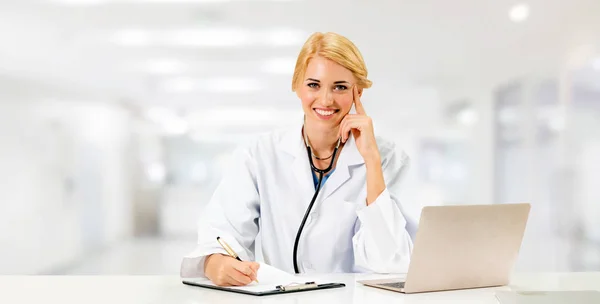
[180,32,417,286]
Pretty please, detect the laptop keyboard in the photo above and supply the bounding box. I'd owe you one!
[379,282,406,289]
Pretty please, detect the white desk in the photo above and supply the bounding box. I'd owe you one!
[1,273,599,304]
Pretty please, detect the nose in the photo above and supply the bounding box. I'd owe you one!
[320,88,334,106]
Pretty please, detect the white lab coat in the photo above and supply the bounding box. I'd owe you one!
[180,121,418,278]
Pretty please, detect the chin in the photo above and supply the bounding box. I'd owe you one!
[313,117,341,129]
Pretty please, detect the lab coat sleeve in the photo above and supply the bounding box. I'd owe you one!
[352,146,415,273]
[180,145,260,278]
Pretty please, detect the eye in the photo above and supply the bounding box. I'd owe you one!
[334,85,348,91]
[307,82,319,89]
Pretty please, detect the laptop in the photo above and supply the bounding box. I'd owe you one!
[358,203,531,294]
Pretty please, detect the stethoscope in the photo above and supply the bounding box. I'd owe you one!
[292,125,342,273]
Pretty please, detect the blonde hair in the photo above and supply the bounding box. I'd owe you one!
[291,32,372,92]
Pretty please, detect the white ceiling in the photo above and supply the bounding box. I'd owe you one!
[0,0,599,113]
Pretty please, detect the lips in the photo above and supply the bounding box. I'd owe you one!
[312,107,339,120]
[315,108,335,116]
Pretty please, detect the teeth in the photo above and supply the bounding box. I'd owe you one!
[315,109,335,116]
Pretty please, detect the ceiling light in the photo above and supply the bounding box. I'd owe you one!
[160,77,197,93]
[187,107,302,127]
[144,59,187,74]
[49,0,108,4]
[136,0,231,2]
[112,27,305,48]
[262,57,296,74]
[203,77,263,92]
[264,29,306,46]
[159,77,264,93]
[112,29,153,46]
[191,132,251,144]
[52,0,297,4]
[165,28,252,47]
[509,3,529,23]
[203,108,276,125]
[51,0,234,5]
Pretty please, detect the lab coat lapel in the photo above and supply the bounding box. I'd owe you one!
[291,147,315,205]
[320,134,364,201]
[278,123,317,210]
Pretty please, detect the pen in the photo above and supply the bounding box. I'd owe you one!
[216,236,259,283]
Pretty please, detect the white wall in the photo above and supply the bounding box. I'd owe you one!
[0,76,134,274]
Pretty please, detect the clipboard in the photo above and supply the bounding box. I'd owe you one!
[182,280,346,296]
[182,262,346,296]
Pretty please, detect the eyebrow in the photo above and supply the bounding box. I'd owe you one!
[305,78,350,84]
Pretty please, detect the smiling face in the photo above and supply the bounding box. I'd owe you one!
[296,56,361,130]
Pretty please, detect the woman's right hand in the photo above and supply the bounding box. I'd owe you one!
[204,254,260,286]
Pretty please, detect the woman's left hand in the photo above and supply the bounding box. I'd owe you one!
[339,86,381,162]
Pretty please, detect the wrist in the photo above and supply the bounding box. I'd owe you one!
[364,153,381,167]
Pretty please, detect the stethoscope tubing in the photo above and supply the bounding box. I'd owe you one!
[293,131,341,273]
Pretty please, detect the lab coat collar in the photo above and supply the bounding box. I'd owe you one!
[278,120,364,166]
[278,120,365,202]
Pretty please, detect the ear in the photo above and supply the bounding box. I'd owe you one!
[358,88,363,98]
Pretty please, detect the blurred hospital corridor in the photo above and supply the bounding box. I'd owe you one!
[1,0,600,276]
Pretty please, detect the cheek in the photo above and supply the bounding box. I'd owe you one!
[337,94,354,113]
[298,89,317,108]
